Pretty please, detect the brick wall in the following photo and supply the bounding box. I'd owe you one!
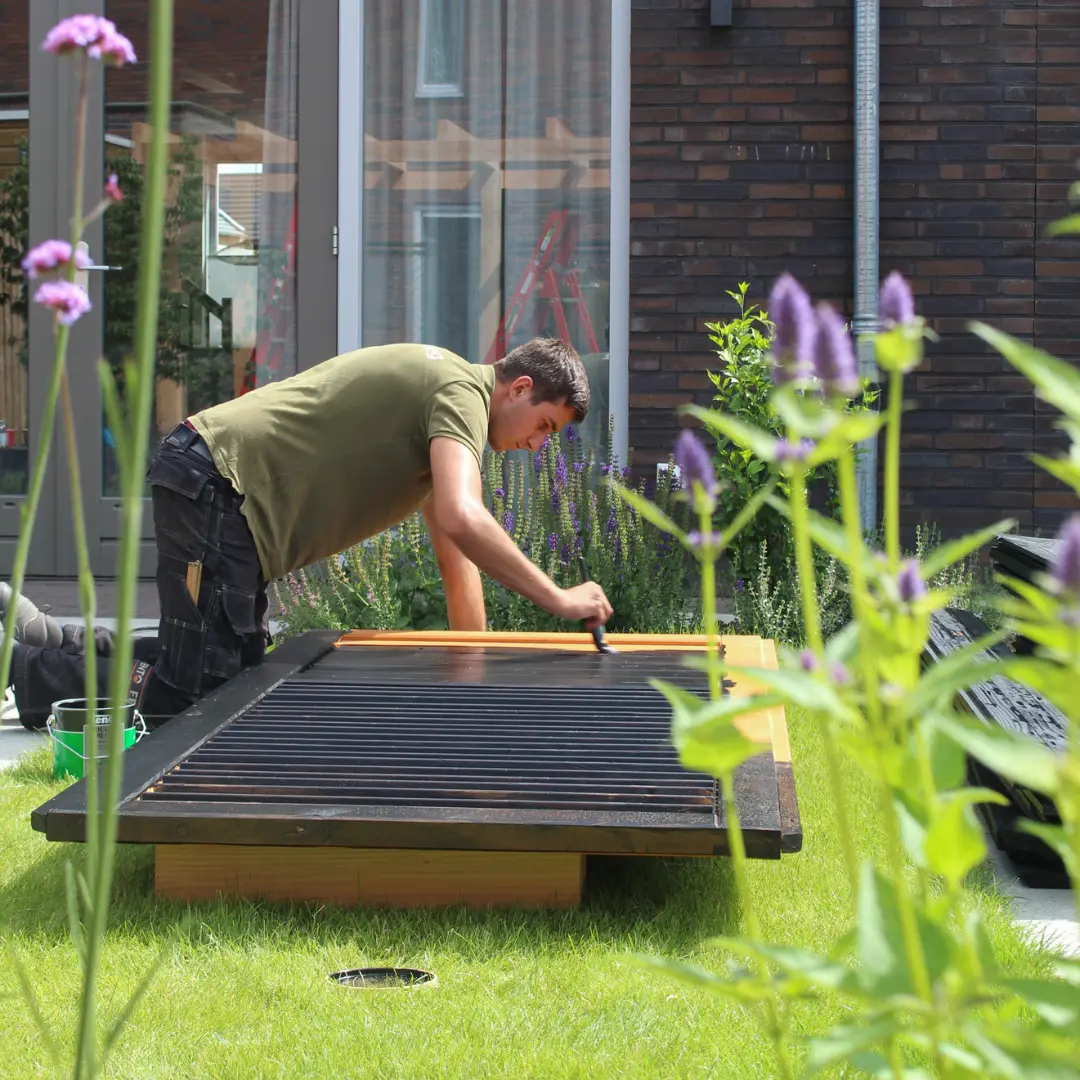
[630,0,1080,541]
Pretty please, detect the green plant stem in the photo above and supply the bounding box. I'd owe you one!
[885,368,904,572]
[76,9,174,1078]
[722,780,795,1080]
[790,466,858,899]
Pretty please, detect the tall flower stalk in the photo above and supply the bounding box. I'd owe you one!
[6,10,174,1080]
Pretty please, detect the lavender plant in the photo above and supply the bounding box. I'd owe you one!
[3,9,174,1079]
[275,420,699,637]
[618,267,1080,1077]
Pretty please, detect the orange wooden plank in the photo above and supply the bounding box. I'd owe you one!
[156,846,585,910]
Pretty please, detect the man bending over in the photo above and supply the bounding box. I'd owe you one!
[5,338,612,730]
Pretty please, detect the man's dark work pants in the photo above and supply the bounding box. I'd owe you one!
[12,423,270,729]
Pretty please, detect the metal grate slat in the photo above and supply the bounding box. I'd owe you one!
[139,679,718,814]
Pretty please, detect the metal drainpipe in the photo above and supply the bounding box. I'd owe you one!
[853,0,881,535]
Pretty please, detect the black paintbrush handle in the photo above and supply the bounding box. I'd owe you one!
[577,555,615,653]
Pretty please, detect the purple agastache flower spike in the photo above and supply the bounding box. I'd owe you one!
[831,663,851,687]
[565,426,576,442]
[811,304,859,397]
[573,461,585,474]
[773,437,814,464]
[799,649,818,673]
[734,577,745,592]
[879,271,916,328]
[501,511,514,533]
[687,531,723,551]
[21,239,91,280]
[533,451,543,475]
[768,272,815,384]
[34,280,91,325]
[673,429,718,498]
[548,533,558,552]
[897,559,927,603]
[1051,516,1080,596]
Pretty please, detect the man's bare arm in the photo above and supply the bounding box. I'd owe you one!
[427,437,612,626]
[421,501,487,631]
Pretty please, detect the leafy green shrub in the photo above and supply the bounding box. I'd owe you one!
[274,422,699,638]
[706,282,879,579]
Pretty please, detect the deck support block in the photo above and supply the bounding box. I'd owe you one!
[155,845,586,909]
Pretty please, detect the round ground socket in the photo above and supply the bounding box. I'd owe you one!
[329,967,436,989]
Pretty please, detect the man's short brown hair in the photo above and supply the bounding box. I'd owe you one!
[494,337,589,422]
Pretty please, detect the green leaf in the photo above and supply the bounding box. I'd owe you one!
[609,482,687,542]
[681,404,779,461]
[806,413,886,468]
[1003,978,1080,1028]
[906,635,1012,718]
[692,661,845,714]
[921,520,1016,579]
[632,955,771,1002]
[720,482,777,550]
[677,724,761,778]
[704,937,853,991]
[651,678,783,742]
[971,322,1080,425]
[932,709,1060,796]
[1016,821,1078,881]
[874,324,924,374]
[998,657,1077,721]
[856,863,908,997]
[765,493,878,575]
[1046,214,1080,237]
[925,789,1007,885]
[928,722,968,791]
[804,1020,905,1077]
[1032,454,1080,495]
[848,1052,933,1080]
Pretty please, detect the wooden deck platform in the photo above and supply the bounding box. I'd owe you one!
[31,631,801,910]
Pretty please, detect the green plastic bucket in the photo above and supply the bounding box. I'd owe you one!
[47,698,146,780]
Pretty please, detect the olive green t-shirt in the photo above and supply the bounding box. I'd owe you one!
[189,344,496,582]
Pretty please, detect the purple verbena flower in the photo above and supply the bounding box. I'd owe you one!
[799,649,818,673]
[1051,516,1080,596]
[673,429,718,498]
[879,271,916,328]
[494,487,505,498]
[811,304,859,397]
[43,16,136,66]
[34,280,91,326]
[21,239,91,280]
[768,272,815,384]
[897,559,927,603]
[89,22,136,65]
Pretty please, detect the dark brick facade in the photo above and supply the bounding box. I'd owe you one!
[630,0,1080,540]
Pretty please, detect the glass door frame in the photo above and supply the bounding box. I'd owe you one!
[335,0,631,465]
[27,0,340,578]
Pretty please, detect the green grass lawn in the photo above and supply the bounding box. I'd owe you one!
[0,712,1057,1080]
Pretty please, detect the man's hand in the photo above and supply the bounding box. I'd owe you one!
[427,437,614,626]
[551,582,613,629]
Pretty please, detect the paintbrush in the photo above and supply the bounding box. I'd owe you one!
[577,554,616,653]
